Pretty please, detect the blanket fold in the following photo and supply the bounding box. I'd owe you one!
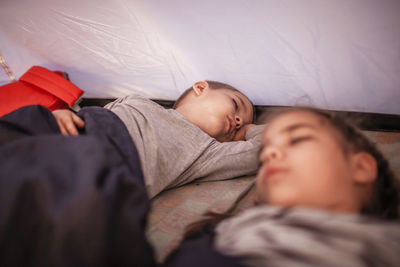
[0,105,155,267]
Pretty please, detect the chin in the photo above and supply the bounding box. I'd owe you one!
[266,192,300,208]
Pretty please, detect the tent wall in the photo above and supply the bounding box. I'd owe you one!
[1,0,399,114]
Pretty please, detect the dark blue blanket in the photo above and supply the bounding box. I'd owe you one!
[163,227,245,267]
[0,105,156,267]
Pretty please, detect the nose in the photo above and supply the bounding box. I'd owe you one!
[259,145,283,163]
[234,115,242,129]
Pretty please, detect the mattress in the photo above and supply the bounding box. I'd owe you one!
[146,130,400,262]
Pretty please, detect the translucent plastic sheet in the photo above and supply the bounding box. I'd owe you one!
[1,0,399,114]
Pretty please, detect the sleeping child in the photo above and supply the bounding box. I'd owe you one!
[0,80,262,266]
[53,80,263,197]
[166,107,400,267]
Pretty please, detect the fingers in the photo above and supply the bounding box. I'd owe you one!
[52,109,84,136]
[233,127,247,141]
[72,113,85,128]
[64,116,79,136]
[233,124,256,141]
[57,119,69,136]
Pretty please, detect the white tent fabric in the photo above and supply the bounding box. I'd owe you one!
[1,0,399,114]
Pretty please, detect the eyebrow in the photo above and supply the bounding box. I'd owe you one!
[263,123,316,146]
[280,123,316,134]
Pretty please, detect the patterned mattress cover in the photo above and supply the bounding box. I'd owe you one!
[146,130,400,262]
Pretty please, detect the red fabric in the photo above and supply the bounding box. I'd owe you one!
[0,66,83,117]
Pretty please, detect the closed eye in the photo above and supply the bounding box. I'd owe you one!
[290,136,312,145]
[232,99,239,111]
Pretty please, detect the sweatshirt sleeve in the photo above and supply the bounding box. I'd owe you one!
[166,125,263,189]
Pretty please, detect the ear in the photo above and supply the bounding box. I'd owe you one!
[192,81,209,96]
[351,152,377,185]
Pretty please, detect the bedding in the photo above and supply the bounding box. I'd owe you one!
[0,105,155,266]
[1,105,399,265]
[146,176,255,262]
[147,130,400,263]
[165,204,400,267]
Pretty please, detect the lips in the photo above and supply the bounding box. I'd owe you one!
[264,166,287,178]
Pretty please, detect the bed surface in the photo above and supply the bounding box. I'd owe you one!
[146,130,400,262]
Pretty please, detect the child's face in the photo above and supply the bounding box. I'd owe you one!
[256,111,363,213]
[178,86,253,142]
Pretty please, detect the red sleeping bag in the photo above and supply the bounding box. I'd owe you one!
[0,66,83,117]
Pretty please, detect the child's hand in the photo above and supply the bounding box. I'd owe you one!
[233,124,255,141]
[52,109,85,136]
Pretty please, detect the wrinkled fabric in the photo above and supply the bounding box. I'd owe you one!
[215,206,400,267]
[0,105,156,267]
[164,227,245,267]
[1,1,400,115]
[105,94,263,198]
[0,66,83,117]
